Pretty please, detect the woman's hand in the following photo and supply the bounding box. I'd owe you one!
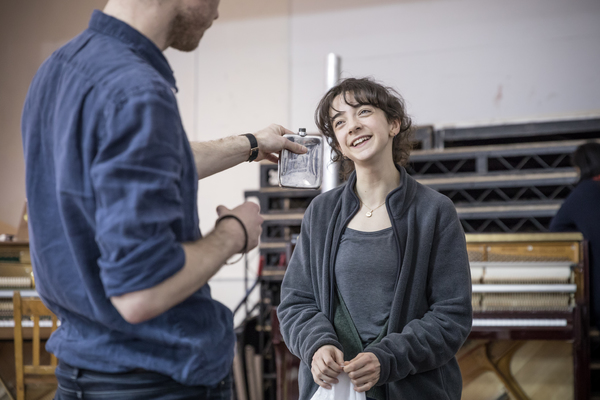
[311,345,344,389]
[343,352,381,392]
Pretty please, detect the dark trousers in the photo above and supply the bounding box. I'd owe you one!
[54,362,231,400]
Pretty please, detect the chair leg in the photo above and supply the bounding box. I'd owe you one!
[13,292,25,400]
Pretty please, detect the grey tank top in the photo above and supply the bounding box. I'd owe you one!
[334,227,398,345]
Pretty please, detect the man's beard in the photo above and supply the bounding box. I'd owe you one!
[167,8,207,52]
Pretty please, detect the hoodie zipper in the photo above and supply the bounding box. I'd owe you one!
[386,196,403,295]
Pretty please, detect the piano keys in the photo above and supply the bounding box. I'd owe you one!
[0,319,56,328]
[0,241,41,340]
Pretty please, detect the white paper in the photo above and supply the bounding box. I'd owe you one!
[309,372,367,400]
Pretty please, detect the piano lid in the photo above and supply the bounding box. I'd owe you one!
[465,232,583,243]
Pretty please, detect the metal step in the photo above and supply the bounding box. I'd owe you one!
[435,117,600,145]
[412,138,595,160]
[410,139,599,176]
[417,118,600,176]
[456,203,561,219]
[416,171,577,190]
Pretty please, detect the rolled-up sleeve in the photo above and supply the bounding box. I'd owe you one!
[91,86,185,297]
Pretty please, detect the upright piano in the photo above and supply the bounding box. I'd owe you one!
[460,232,590,400]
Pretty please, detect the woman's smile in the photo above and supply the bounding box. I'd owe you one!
[351,135,372,147]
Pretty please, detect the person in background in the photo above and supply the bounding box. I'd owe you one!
[277,77,472,400]
[21,0,306,399]
[550,142,600,328]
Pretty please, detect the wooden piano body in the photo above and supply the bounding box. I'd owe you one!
[461,232,590,400]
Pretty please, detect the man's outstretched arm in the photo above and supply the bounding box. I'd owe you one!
[190,124,307,180]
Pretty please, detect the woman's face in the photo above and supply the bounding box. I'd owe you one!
[330,93,399,166]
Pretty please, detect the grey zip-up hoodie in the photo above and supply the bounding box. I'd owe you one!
[277,166,472,399]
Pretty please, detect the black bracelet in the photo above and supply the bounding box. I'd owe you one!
[216,214,248,264]
[242,133,259,162]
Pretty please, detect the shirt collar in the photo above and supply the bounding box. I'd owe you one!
[88,10,178,91]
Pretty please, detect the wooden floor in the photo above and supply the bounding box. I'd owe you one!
[462,340,573,400]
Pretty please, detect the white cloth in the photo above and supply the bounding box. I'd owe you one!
[309,372,367,400]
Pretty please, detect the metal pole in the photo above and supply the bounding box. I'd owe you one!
[322,53,341,192]
[326,53,341,91]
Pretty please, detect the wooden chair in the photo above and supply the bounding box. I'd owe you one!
[13,291,58,400]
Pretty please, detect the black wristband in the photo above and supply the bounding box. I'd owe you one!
[216,215,248,258]
[242,133,259,162]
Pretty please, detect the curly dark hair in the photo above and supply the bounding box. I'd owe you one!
[571,141,600,181]
[315,77,413,180]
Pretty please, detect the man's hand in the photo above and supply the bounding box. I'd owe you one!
[253,124,307,163]
[343,352,380,393]
[311,345,344,390]
[216,202,263,252]
[111,201,263,324]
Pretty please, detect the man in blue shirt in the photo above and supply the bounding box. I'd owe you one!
[21,0,306,398]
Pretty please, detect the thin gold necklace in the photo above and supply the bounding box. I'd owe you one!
[355,190,386,218]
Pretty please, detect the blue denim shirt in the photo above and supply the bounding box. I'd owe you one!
[21,10,234,386]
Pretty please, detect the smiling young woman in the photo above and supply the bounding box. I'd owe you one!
[278,77,473,400]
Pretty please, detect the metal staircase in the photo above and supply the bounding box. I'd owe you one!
[408,118,600,233]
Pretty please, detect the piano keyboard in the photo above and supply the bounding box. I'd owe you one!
[0,319,60,328]
[473,318,568,327]
[0,289,38,298]
[471,284,577,293]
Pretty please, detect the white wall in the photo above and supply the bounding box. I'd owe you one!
[166,13,290,324]
[289,0,600,130]
[0,1,107,231]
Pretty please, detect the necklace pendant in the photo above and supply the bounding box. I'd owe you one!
[365,211,373,218]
